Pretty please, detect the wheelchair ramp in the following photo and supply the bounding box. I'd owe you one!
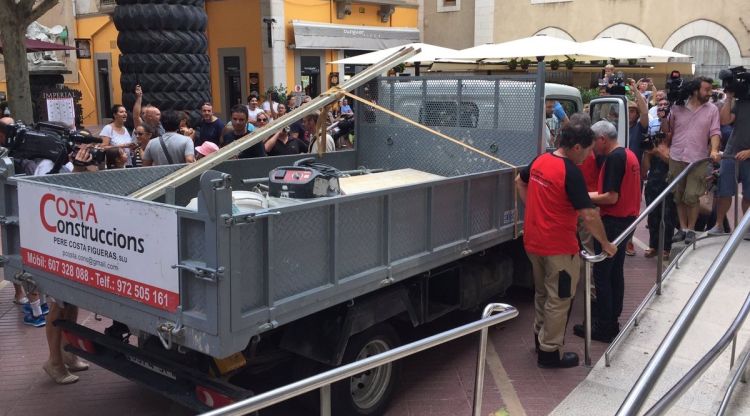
[551,237,750,416]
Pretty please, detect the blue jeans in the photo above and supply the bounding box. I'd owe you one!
[717,157,750,198]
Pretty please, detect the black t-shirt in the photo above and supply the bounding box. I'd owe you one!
[601,147,627,194]
[223,131,266,158]
[268,137,307,156]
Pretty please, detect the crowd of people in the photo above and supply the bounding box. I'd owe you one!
[5,84,358,385]
[527,67,745,368]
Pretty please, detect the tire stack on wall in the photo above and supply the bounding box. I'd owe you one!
[115,0,211,125]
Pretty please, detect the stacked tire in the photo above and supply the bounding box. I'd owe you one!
[115,0,210,124]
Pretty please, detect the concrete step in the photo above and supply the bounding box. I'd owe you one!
[551,236,750,416]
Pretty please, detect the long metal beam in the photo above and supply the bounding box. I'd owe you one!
[129,46,419,201]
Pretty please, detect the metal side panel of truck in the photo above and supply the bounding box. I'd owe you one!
[0,75,568,362]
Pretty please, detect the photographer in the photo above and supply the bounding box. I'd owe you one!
[710,89,750,236]
[662,76,722,245]
[641,136,676,258]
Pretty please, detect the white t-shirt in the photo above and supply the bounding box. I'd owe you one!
[247,107,264,123]
[100,124,133,165]
[309,134,335,154]
[261,101,278,117]
[33,159,73,175]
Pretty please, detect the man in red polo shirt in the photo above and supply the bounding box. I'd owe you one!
[574,120,641,343]
[517,120,616,368]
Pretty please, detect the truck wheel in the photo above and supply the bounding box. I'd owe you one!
[333,323,401,415]
[121,73,210,93]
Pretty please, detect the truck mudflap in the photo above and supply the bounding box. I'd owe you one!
[56,320,253,412]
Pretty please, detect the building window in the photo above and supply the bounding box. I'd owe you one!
[437,0,460,13]
[530,0,572,4]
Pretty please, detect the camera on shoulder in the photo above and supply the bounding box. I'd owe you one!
[3,121,105,173]
[719,66,750,101]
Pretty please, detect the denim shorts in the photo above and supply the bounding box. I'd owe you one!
[717,158,750,198]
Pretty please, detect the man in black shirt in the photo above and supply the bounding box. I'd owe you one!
[223,104,265,159]
[264,127,307,156]
[195,102,224,146]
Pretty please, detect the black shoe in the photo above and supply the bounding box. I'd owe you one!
[537,349,579,368]
[573,323,618,343]
[672,229,686,243]
[684,230,696,245]
[534,333,540,352]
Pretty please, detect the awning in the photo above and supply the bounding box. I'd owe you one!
[331,43,457,64]
[291,20,419,51]
[0,38,77,54]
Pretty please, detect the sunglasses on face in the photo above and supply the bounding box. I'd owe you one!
[258,118,268,122]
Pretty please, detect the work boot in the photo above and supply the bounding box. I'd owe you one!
[537,349,579,368]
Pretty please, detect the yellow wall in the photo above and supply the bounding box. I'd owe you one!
[72,15,121,126]
[283,1,419,92]
[205,0,263,116]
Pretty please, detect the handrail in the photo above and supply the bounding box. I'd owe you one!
[717,337,750,416]
[616,208,750,415]
[199,303,518,416]
[579,156,722,366]
[642,292,750,415]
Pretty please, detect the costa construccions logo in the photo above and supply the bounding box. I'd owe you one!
[39,193,145,254]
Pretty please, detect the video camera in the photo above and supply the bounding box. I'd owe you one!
[641,131,666,152]
[718,66,750,101]
[3,121,105,173]
[607,71,627,95]
[665,70,689,105]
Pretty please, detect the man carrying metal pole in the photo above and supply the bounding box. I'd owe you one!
[516,118,616,368]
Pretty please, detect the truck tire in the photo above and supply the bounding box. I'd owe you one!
[117,30,207,54]
[119,53,210,74]
[122,90,211,111]
[332,323,401,415]
[121,73,210,93]
[114,4,207,31]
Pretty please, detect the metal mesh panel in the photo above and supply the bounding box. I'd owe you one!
[337,198,384,280]
[180,218,209,314]
[271,207,330,300]
[356,75,540,176]
[390,189,428,260]
[469,177,496,236]
[431,182,464,247]
[235,222,266,313]
[24,165,183,196]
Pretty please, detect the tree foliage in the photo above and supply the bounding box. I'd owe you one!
[0,0,60,122]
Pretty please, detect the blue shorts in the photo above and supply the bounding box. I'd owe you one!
[717,158,750,198]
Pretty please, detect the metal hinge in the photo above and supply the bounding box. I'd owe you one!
[0,215,18,225]
[223,210,281,226]
[156,307,184,350]
[171,262,225,283]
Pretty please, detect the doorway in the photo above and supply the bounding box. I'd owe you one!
[218,48,247,119]
[94,53,113,124]
[300,55,321,97]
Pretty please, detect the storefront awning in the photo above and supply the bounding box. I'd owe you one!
[291,20,420,51]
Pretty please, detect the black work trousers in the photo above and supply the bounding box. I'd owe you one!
[645,178,676,252]
[593,215,636,330]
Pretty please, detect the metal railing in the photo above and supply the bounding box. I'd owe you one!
[199,303,518,416]
[717,336,750,416]
[579,156,741,367]
[642,292,750,415]
[616,207,750,415]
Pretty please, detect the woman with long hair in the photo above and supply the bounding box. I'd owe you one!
[99,104,136,166]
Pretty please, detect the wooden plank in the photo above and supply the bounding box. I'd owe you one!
[340,169,444,195]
